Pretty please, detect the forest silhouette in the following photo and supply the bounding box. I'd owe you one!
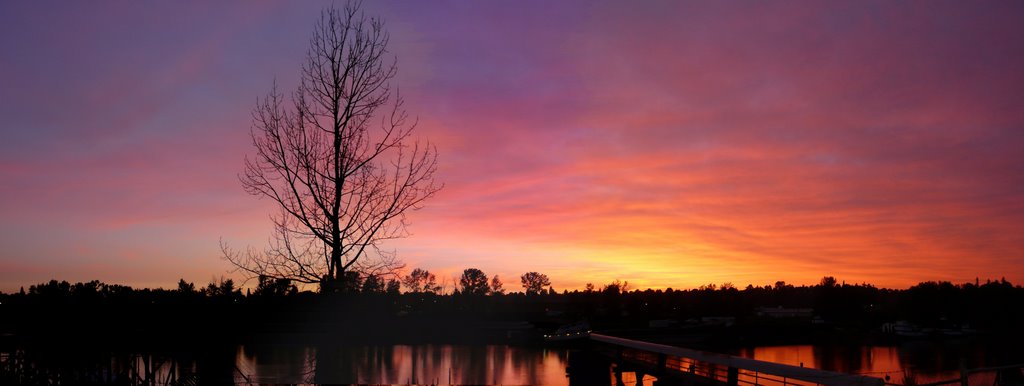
[2,274,1022,349]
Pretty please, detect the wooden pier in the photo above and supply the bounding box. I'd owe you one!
[582,333,885,386]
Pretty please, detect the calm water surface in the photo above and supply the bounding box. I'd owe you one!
[235,344,572,385]
[732,340,1022,385]
[4,340,1018,385]
[236,341,1014,385]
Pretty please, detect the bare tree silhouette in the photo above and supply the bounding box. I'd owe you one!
[223,3,441,292]
[490,275,505,295]
[401,268,442,294]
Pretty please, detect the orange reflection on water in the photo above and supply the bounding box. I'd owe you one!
[735,345,961,385]
[740,345,816,368]
[387,345,571,385]
[237,344,571,385]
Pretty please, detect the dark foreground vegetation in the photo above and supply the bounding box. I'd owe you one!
[2,276,1023,385]
[2,276,1023,349]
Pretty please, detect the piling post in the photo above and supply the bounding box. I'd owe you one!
[614,367,626,386]
[727,366,739,386]
[959,361,968,386]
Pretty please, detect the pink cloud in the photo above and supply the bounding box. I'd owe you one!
[2,1,1022,291]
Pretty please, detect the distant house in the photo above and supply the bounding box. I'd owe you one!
[699,316,736,327]
[881,320,926,337]
[648,319,678,328]
[756,306,814,318]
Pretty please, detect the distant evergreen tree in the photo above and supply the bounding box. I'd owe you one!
[177,279,196,294]
[385,279,401,295]
[254,275,297,296]
[362,275,386,294]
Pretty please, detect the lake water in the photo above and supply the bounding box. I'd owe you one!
[731,340,1021,385]
[3,340,1019,385]
[235,344,571,385]
[231,341,1014,385]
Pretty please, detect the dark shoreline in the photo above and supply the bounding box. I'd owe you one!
[4,278,1023,351]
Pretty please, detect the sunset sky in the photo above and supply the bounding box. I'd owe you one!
[1,1,1022,292]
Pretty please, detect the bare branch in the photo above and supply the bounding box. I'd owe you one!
[223,2,440,292]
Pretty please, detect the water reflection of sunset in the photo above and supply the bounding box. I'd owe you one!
[236,344,571,385]
[736,345,969,385]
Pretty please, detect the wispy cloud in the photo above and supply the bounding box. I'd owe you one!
[1,1,1021,291]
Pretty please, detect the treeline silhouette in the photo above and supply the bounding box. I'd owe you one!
[2,273,1022,347]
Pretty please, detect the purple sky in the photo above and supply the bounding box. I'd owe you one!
[1,1,1023,292]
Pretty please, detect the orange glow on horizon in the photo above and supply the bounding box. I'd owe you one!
[2,2,1022,292]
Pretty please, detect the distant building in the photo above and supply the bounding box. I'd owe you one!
[699,316,736,326]
[756,306,814,318]
[648,319,678,328]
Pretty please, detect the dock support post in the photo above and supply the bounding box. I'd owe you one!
[614,366,626,386]
[727,366,739,386]
[566,349,612,386]
[959,361,968,386]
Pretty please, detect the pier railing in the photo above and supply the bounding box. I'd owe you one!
[590,333,885,386]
